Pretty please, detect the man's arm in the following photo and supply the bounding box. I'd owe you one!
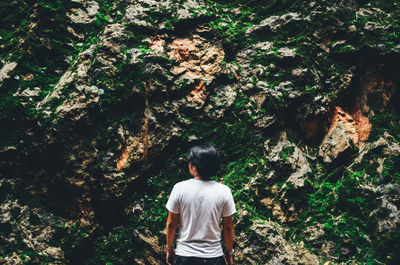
[166,211,179,265]
[222,215,234,265]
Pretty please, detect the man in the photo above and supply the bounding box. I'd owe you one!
[165,143,236,265]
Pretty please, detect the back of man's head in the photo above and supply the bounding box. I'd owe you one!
[187,143,221,180]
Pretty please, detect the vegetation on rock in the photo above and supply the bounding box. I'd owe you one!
[1,0,400,264]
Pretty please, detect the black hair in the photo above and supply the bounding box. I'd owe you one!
[187,143,221,180]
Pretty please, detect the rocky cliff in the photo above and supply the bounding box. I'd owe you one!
[1,0,400,264]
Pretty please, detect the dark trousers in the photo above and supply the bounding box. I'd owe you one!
[174,255,226,265]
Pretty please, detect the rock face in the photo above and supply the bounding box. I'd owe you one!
[1,0,400,264]
[318,106,371,163]
[236,220,320,265]
[0,189,65,264]
[265,133,312,188]
[167,31,225,82]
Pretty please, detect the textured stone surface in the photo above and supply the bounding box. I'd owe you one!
[246,12,304,35]
[1,0,400,263]
[0,62,17,82]
[319,106,371,163]
[265,133,311,188]
[236,220,320,265]
[0,198,65,262]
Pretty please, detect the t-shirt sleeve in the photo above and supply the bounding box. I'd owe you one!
[166,184,180,214]
[222,187,237,217]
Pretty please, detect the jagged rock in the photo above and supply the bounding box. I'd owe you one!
[96,23,127,70]
[36,44,96,116]
[2,0,400,263]
[175,0,205,20]
[13,87,41,98]
[148,35,166,56]
[114,111,182,171]
[354,132,400,165]
[67,0,99,24]
[291,68,308,77]
[319,106,371,163]
[123,0,171,29]
[167,30,225,82]
[236,220,320,265]
[127,48,144,64]
[303,223,325,242]
[0,199,65,262]
[254,41,274,51]
[260,195,293,223]
[319,109,356,163]
[277,47,297,58]
[235,46,267,88]
[246,12,304,35]
[264,133,311,188]
[302,223,337,260]
[134,229,164,265]
[37,22,127,122]
[0,252,24,265]
[0,61,17,82]
[375,184,400,236]
[203,84,237,119]
[245,91,276,128]
[54,89,100,123]
[353,133,400,237]
[164,27,225,109]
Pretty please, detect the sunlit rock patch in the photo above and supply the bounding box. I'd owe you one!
[319,106,371,163]
[167,30,225,82]
[67,0,99,24]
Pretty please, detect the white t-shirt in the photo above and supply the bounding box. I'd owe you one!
[166,178,236,258]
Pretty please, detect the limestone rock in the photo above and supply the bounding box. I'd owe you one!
[54,89,99,123]
[165,27,225,109]
[375,184,400,236]
[0,199,65,262]
[246,12,304,35]
[124,0,172,29]
[203,84,237,119]
[236,220,320,265]
[349,133,400,238]
[264,134,311,188]
[354,132,400,166]
[36,44,96,117]
[13,87,41,98]
[96,23,127,71]
[0,252,24,265]
[319,106,371,163]
[167,31,225,82]
[67,0,99,24]
[277,47,297,58]
[0,61,17,82]
[175,0,205,20]
[134,229,164,265]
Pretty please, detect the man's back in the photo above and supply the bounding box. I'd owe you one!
[165,143,235,265]
[166,179,236,258]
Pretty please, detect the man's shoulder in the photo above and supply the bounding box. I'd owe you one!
[174,179,231,191]
[220,182,232,193]
[210,181,232,194]
[213,181,229,188]
[173,179,193,188]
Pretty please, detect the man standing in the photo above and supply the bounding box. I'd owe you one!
[165,143,236,265]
